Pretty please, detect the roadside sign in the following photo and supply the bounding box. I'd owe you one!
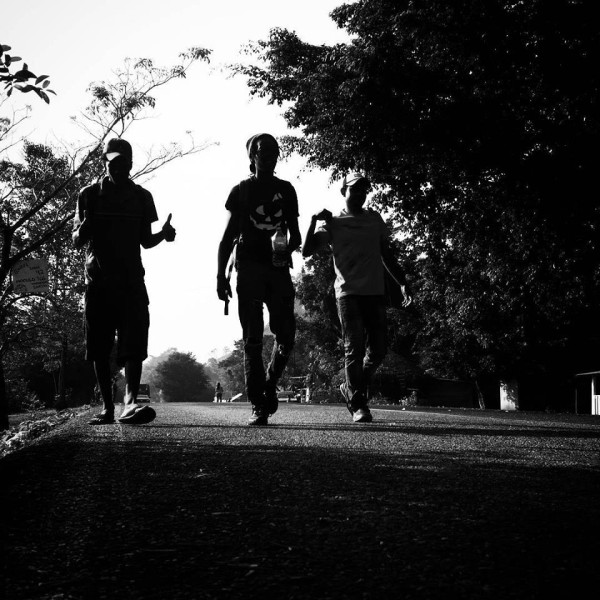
[11,259,49,294]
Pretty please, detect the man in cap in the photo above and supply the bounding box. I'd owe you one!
[302,173,412,423]
[217,133,301,426]
[73,137,176,425]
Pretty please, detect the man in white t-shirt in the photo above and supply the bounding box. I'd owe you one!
[302,173,412,423]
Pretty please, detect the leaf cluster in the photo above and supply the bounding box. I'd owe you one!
[1,43,56,103]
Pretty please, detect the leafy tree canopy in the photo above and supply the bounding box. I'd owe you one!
[236,0,600,394]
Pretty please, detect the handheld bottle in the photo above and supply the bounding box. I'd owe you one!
[272,226,288,267]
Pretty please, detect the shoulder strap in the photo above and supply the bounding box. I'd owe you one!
[237,177,251,231]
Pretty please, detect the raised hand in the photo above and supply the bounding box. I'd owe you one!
[162,213,176,242]
[314,209,333,223]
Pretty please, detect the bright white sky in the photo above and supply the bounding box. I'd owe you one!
[3,0,355,362]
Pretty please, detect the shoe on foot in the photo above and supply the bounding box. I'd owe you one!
[118,405,156,425]
[353,406,373,423]
[88,411,115,425]
[339,383,354,415]
[248,407,268,426]
[340,383,368,415]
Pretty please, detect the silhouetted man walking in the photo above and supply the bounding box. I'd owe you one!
[303,173,412,423]
[73,138,176,425]
[217,134,301,425]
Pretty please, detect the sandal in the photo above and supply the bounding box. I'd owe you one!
[88,412,115,425]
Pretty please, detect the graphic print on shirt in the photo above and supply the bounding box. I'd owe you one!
[249,192,284,231]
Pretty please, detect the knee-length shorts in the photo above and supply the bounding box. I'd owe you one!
[84,285,149,367]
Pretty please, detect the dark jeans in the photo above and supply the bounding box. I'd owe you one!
[236,261,296,406]
[337,295,387,401]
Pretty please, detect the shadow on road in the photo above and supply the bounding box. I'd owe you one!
[141,420,600,439]
[2,419,600,599]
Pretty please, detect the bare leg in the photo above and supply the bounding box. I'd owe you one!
[94,359,114,414]
[120,359,142,417]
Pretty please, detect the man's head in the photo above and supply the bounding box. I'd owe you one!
[103,138,133,186]
[246,133,279,175]
[341,172,371,211]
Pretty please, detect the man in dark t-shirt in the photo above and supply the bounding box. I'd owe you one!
[217,133,301,426]
[73,138,176,425]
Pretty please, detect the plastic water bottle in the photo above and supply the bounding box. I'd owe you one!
[272,226,288,267]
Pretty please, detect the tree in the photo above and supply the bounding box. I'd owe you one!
[154,351,211,402]
[141,347,179,398]
[235,0,600,408]
[0,47,212,429]
[1,43,55,103]
[294,253,343,394]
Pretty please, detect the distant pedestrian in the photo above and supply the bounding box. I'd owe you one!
[302,173,412,423]
[217,133,301,425]
[73,137,176,425]
[215,382,223,402]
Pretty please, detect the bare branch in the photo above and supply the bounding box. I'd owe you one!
[132,136,217,181]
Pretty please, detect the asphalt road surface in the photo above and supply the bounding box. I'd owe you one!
[2,403,600,599]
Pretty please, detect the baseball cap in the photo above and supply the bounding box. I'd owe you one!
[343,172,371,188]
[102,138,133,162]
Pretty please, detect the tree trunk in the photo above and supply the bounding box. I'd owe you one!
[0,354,9,430]
[475,379,486,410]
[56,334,68,409]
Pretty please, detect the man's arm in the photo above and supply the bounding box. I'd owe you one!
[72,190,90,249]
[302,209,332,257]
[381,241,412,307]
[141,214,176,249]
[72,205,91,249]
[217,210,240,301]
[287,215,302,254]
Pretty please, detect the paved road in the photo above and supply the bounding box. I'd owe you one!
[2,403,600,599]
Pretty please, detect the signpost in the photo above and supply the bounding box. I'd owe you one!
[11,259,49,294]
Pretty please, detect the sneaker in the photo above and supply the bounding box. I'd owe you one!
[353,406,373,423]
[248,407,268,426]
[339,383,354,415]
[118,405,156,425]
[264,382,278,416]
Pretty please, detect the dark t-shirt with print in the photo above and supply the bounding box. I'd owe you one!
[225,175,298,265]
[74,177,158,288]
